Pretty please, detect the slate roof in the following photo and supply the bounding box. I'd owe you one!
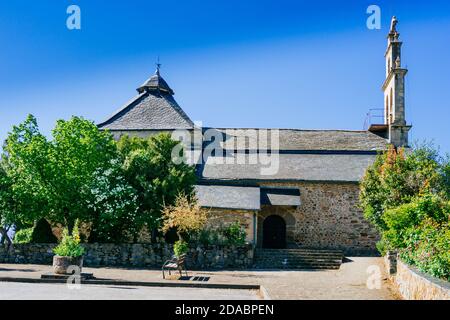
[198,153,377,183]
[97,70,388,183]
[98,92,194,130]
[195,185,301,210]
[195,185,260,210]
[204,128,387,151]
[261,187,301,206]
[137,68,174,95]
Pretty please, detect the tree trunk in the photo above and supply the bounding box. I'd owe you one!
[151,228,158,243]
[0,226,13,251]
[64,208,74,235]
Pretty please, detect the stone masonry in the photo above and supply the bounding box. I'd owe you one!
[204,182,380,255]
[0,243,254,270]
[256,181,379,255]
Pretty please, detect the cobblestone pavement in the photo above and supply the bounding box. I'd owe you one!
[0,257,399,300]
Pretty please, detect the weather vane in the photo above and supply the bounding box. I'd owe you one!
[156,56,161,72]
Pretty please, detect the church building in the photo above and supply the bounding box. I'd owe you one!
[98,17,411,255]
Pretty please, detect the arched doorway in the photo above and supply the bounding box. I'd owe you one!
[262,215,286,249]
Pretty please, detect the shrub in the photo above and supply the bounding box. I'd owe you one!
[190,227,224,246]
[382,194,449,250]
[190,222,247,246]
[30,218,58,243]
[13,227,33,244]
[173,240,189,258]
[223,221,247,246]
[400,219,450,281]
[53,224,85,258]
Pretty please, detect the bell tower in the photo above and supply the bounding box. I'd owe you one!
[381,16,411,147]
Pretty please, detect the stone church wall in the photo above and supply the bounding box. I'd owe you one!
[203,181,378,255]
[257,181,379,255]
[206,209,255,243]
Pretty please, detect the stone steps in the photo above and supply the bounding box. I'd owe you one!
[253,249,343,270]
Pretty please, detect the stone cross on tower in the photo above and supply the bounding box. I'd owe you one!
[382,16,411,148]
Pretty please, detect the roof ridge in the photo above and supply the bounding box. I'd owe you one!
[203,127,379,133]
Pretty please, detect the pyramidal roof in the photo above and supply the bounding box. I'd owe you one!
[137,66,174,95]
[98,68,194,130]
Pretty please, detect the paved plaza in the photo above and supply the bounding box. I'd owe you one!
[0,257,399,300]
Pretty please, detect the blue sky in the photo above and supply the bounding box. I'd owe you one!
[1,0,450,153]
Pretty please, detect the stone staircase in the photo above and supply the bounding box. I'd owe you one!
[253,248,344,270]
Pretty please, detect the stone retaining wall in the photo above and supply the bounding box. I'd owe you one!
[0,243,254,270]
[385,253,450,300]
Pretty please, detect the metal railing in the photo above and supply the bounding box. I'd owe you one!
[363,108,385,130]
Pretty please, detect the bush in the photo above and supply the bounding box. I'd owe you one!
[223,221,247,245]
[30,218,58,243]
[173,240,188,258]
[53,224,85,258]
[190,222,247,246]
[400,219,450,281]
[13,227,33,244]
[382,194,449,250]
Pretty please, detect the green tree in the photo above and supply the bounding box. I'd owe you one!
[0,165,14,246]
[360,144,449,232]
[360,143,450,280]
[121,133,196,240]
[3,115,119,230]
[86,159,139,243]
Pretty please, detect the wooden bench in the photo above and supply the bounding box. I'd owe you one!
[162,254,188,279]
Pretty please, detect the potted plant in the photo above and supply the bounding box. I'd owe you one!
[52,223,85,274]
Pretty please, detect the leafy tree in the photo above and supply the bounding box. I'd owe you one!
[360,143,450,280]
[1,116,49,226]
[116,135,149,159]
[3,115,118,230]
[121,133,196,239]
[86,159,139,243]
[360,144,449,231]
[0,165,14,246]
[161,194,207,242]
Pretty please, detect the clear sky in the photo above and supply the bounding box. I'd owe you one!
[1,0,449,153]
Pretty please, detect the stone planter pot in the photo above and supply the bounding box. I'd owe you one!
[52,255,83,274]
